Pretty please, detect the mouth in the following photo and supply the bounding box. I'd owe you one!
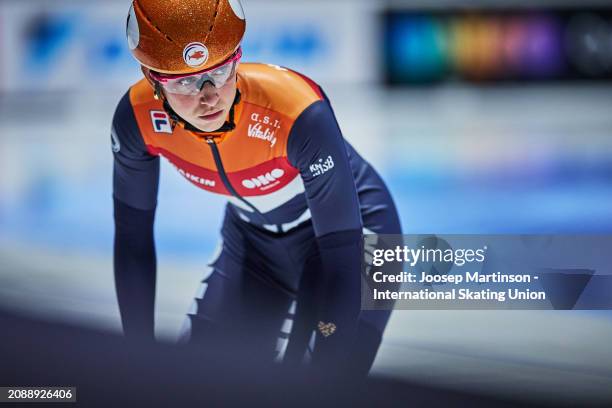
[198,110,224,121]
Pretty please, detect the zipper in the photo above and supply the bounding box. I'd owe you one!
[205,136,298,298]
[205,137,281,231]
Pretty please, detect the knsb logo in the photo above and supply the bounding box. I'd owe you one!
[150,111,172,134]
[242,169,284,189]
[183,42,209,68]
[309,155,334,177]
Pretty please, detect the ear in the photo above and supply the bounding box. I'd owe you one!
[153,83,163,101]
[141,66,158,94]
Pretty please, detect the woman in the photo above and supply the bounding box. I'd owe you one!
[113,0,401,376]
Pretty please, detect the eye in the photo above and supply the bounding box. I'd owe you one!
[211,66,230,77]
[178,76,198,86]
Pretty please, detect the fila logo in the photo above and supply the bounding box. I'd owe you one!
[150,111,172,134]
[242,168,284,189]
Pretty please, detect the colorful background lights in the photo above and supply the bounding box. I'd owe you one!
[384,9,612,84]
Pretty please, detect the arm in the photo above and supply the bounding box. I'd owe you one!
[287,96,363,370]
[111,91,160,340]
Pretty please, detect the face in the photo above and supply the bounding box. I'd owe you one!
[163,74,238,132]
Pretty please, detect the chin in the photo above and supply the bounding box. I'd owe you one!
[194,118,225,132]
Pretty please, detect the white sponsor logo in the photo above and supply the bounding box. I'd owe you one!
[150,110,173,133]
[247,123,277,147]
[183,42,209,68]
[310,155,335,177]
[242,168,284,189]
[111,127,120,153]
[175,166,216,187]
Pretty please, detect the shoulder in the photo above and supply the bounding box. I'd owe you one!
[126,78,158,108]
[113,79,155,125]
[112,79,157,156]
[114,78,163,126]
[237,63,325,120]
[113,79,168,153]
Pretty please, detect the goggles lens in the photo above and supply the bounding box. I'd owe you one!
[151,48,242,95]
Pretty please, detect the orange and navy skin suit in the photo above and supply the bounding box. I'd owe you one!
[112,63,401,373]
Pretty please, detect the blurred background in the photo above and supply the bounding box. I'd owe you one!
[1,0,611,405]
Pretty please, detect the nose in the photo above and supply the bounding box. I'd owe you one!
[198,81,220,106]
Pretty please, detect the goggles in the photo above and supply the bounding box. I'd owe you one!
[150,48,242,95]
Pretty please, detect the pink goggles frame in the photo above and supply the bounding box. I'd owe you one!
[150,47,242,93]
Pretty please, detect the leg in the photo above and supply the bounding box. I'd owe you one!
[179,208,294,364]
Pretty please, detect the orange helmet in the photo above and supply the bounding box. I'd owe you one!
[126,0,246,75]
